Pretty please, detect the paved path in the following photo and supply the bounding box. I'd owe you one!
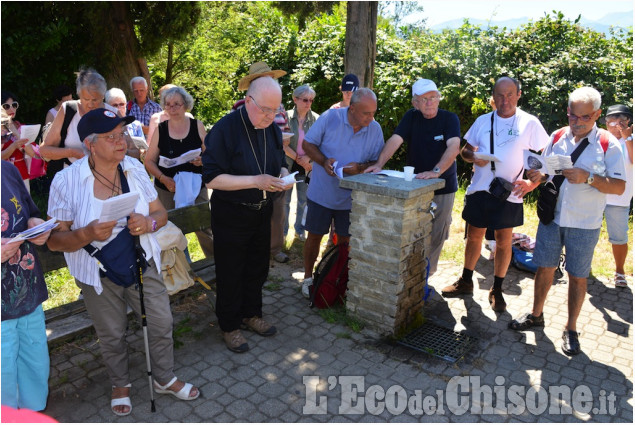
[42,246,632,422]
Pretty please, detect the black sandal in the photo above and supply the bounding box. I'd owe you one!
[508,312,544,331]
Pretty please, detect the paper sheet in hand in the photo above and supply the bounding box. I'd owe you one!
[523,150,573,175]
[281,171,299,185]
[8,218,59,243]
[20,124,41,144]
[99,192,139,223]
[158,148,201,168]
[375,169,406,179]
[282,132,294,140]
[473,152,501,162]
[130,135,148,150]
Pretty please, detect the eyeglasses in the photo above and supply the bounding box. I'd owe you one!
[567,113,594,122]
[164,102,184,109]
[110,102,126,108]
[2,102,19,111]
[97,131,127,141]
[298,98,314,104]
[606,115,630,125]
[415,96,440,104]
[249,96,282,116]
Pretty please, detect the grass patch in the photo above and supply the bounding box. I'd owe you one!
[185,233,205,262]
[173,316,193,349]
[317,304,365,333]
[263,282,282,291]
[43,268,80,311]
[440,184,633,280]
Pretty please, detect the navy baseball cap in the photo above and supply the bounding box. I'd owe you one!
[341,74,359,92]
[77,108,134,141]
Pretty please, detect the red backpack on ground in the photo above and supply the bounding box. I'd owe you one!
[309,243,349,309]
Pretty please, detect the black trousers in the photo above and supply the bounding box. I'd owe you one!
[211,197,272,332]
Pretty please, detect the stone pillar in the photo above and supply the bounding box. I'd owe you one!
[340,174,444,336]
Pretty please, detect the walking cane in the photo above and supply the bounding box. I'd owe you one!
[134,236,156,412]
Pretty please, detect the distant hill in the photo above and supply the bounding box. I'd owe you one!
[430,11,633,35]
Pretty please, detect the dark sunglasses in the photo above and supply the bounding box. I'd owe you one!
[299,98,314,103]
[2,102,19,111]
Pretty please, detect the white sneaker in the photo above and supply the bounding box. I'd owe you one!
[301,277,313,299]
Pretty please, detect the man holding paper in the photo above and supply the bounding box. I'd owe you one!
[446,76,549,312]
[300,88,384,298]
[509,87,625,356]
[365,78,460,276]
[47,108,199,415]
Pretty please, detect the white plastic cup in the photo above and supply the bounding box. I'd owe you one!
[404,166,415,181]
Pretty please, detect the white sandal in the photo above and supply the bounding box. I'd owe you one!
[615,273,628,287]
[111,384,132,416]
[154,377,199,401]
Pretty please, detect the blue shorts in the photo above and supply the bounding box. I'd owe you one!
[305,199,350,236]
[533,221,601,278]
[604,205,630,245]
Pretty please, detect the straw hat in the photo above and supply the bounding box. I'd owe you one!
[237,62,287,91]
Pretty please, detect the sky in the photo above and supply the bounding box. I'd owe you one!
[412,0,633,26]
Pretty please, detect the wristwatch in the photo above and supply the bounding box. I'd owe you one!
[626,136,633,142]
[432,166,441,174]
[586,172,594,184]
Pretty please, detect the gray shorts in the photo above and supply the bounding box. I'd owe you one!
[604,204,630,245]
[533,221,601,278]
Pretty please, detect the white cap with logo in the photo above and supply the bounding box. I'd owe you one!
[412,79,439,96]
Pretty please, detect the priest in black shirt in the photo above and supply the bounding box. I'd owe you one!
[203,76,292,353]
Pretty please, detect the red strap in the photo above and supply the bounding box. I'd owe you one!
[552,127,568,145]
[597,129,610,153]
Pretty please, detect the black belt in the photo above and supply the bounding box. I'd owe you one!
[238,199,270,210]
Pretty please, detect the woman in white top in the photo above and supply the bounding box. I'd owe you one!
[47,109,199,416]
[44,84,73,125]
[41,68,118,166]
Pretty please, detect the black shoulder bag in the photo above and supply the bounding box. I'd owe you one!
[536,138,589,225]
[83,165,148,287]
[47,100,78,175]
[488,112,522,201]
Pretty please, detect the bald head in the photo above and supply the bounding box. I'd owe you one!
[493,76,521,94]
[245,76,282,129]
[246,76,282,99]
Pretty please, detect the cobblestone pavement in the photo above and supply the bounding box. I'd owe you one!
[42,249,633,422]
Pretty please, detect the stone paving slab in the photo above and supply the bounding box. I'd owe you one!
[41,252,633,422]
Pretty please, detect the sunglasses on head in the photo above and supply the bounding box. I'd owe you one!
[2,102,19,111]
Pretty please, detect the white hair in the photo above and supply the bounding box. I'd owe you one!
[246,76,282,98]
[568,87,601,110]
[76,68,107,96]
[350,87,377,105]
[160,86,195,111]
[293,84,316,99]
[129,76,148,90]
[105,88,126,104]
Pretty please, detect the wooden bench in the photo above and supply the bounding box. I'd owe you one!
[39,202,216,347]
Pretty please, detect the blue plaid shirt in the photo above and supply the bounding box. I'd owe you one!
[128,98,162,126]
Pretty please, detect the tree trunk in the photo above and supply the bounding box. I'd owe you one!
[165,42,175,84]
[344,1,378,89]
[98,2,154,100]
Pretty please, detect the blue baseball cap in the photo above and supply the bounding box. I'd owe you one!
[341,74,359,92]
[78,108,134,141]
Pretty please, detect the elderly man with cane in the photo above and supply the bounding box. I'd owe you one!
[47,108,199,416]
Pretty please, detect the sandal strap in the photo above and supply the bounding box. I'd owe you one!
[111,397,131,407]
[154,376,178,391]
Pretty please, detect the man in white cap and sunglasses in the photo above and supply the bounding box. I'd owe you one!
[365,78,460,277]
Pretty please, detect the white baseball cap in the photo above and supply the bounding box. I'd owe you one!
[412,79,439,96]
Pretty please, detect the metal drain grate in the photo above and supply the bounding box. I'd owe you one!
[398,322,477,363]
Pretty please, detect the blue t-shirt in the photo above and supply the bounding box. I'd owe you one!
[394,108,460,195]
[305,108,384,210]
[1,161,48,321]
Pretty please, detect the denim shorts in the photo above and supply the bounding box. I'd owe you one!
[604,205,630,245]
[533,221,601,278]
[305,199,350,236]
